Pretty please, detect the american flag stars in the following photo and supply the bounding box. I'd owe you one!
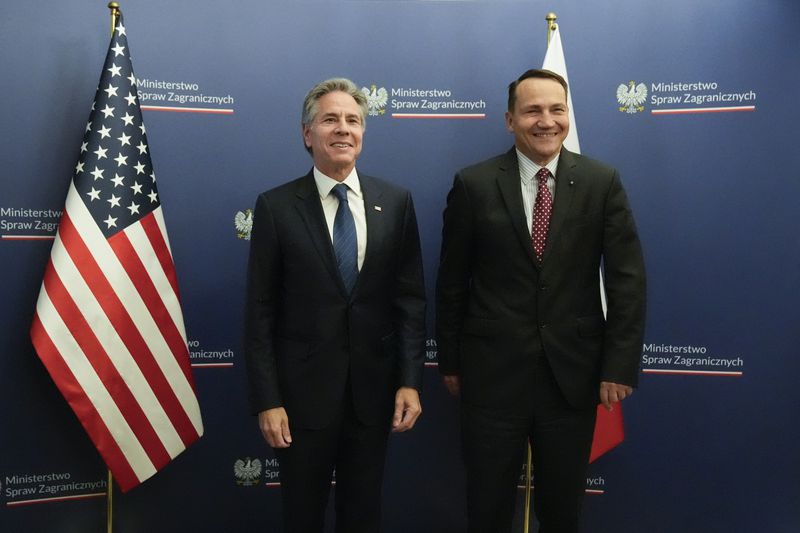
[73,24,158,235]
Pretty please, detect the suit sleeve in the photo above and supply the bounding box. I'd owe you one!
[393,190,427,391]
[244,193,284,414]
[435,173,473,376]
[600,171,647,386]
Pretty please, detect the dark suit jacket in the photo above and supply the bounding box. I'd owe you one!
[436,148,646,410]
[245,171,426,429]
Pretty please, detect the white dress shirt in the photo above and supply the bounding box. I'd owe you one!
[313,166,367,270]
[518,149,559,232]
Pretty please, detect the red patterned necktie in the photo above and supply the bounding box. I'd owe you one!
[531,167,552,261]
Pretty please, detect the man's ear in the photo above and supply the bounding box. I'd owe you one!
[504,111,514,133]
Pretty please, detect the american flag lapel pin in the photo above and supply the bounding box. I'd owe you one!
[374,205,382,212]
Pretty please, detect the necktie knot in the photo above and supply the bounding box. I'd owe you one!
[535,167,551,184]
[332,183,349,203]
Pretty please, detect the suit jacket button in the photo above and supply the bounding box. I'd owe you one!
[539,324,548,329]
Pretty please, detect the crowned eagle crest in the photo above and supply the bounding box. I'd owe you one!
[617,81,647,114]
[234,457,262,485]
[361,85,388,116]
[235,209,253,240]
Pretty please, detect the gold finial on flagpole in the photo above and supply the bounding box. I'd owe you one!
[108,2,120,36]
[546,12,558,45]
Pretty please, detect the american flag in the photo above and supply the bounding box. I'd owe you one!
[30,14,203,492]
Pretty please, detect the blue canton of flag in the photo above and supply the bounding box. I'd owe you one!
[75,17,158,236]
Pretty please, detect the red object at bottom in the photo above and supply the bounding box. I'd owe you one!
[589,404,625,463]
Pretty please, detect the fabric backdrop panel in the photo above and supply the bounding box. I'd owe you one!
[1,1,798,531]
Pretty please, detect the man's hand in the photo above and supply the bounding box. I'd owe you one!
[442,375,461,397]
[599,381,633,412]
[392,387,422,432]
[258,407,292,448]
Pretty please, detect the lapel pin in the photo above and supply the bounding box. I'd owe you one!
[374,205,382,211]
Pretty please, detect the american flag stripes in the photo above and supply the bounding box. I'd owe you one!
[30,14,203,492]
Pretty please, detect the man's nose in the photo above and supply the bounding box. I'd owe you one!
[334,118,350,134]
[537,112,556,127]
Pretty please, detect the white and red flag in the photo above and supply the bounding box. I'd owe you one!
[543,26,625,462]
[30,13,203,492]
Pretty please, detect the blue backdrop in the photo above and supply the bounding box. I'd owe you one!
[2,1,799,531]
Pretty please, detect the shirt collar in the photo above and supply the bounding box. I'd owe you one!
[313,166,362,199]
[516,149,560,184]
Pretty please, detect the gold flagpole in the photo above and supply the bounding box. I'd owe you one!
[107,469,114,533]
[523,16,558,533]
[106,4,120,531]
[522,443,533,533]
[106,5,120,530]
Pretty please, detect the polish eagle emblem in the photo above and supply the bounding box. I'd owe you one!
[616,81,647,114]
[234,457,262,485]
[234,208,253,240]
[361,85,388,116]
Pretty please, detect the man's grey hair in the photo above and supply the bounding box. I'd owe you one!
[301,78,368,128]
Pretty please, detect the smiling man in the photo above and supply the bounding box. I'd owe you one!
[436,69,646,533]
[245,78,426,533]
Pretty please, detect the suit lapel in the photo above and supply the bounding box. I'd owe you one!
[358,174,384,284]
[542,148,578,263]
[496,149,540,268]
[293,171,349,297]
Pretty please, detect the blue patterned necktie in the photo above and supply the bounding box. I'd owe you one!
[331,183,359,294]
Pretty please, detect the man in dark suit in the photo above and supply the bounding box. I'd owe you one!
[245,78,426,533]
[436,69,646,533]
